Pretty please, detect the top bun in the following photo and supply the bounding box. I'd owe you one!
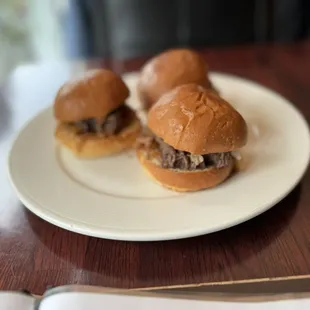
[137,48,213,110]
[148,84,247,154]
[54,69,129,122]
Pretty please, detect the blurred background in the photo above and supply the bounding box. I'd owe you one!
[1,0,310,81]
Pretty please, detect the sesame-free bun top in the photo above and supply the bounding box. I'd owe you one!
[148,84,247,155]
[137,48,212,109]
[54,69,129,122]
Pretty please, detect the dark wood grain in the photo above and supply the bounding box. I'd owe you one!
[1,41,310,295]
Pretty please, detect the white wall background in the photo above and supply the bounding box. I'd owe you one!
[26,0,68,61]
[0,0,68,82]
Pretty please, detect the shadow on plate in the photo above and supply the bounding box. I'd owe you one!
[24,184,301,288]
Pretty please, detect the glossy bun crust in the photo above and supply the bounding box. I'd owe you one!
[137,48,214,110]
[148,84,247,155]
[54,69,129,122]
[136,147,234,192]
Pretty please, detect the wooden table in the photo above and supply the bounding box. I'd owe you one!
[1,41,310,295]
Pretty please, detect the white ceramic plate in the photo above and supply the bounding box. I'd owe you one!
[8,72,310,241]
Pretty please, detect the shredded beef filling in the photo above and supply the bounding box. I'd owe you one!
[138,135,232,171]
[70,105,134,136]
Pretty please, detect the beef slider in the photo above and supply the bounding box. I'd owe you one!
[54,69,141,158]
[137,48,218,111]
[136,84,248,192]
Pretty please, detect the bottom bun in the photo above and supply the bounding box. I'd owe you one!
[55,118,141,158]
[136,148,234,192]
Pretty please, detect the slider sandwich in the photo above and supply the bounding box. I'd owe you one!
[136,84,247,192]
[54,69,141,157]
[137,48,217,110]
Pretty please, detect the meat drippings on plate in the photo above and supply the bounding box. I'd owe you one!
[69,105,135,136]
[137,135,232,171]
